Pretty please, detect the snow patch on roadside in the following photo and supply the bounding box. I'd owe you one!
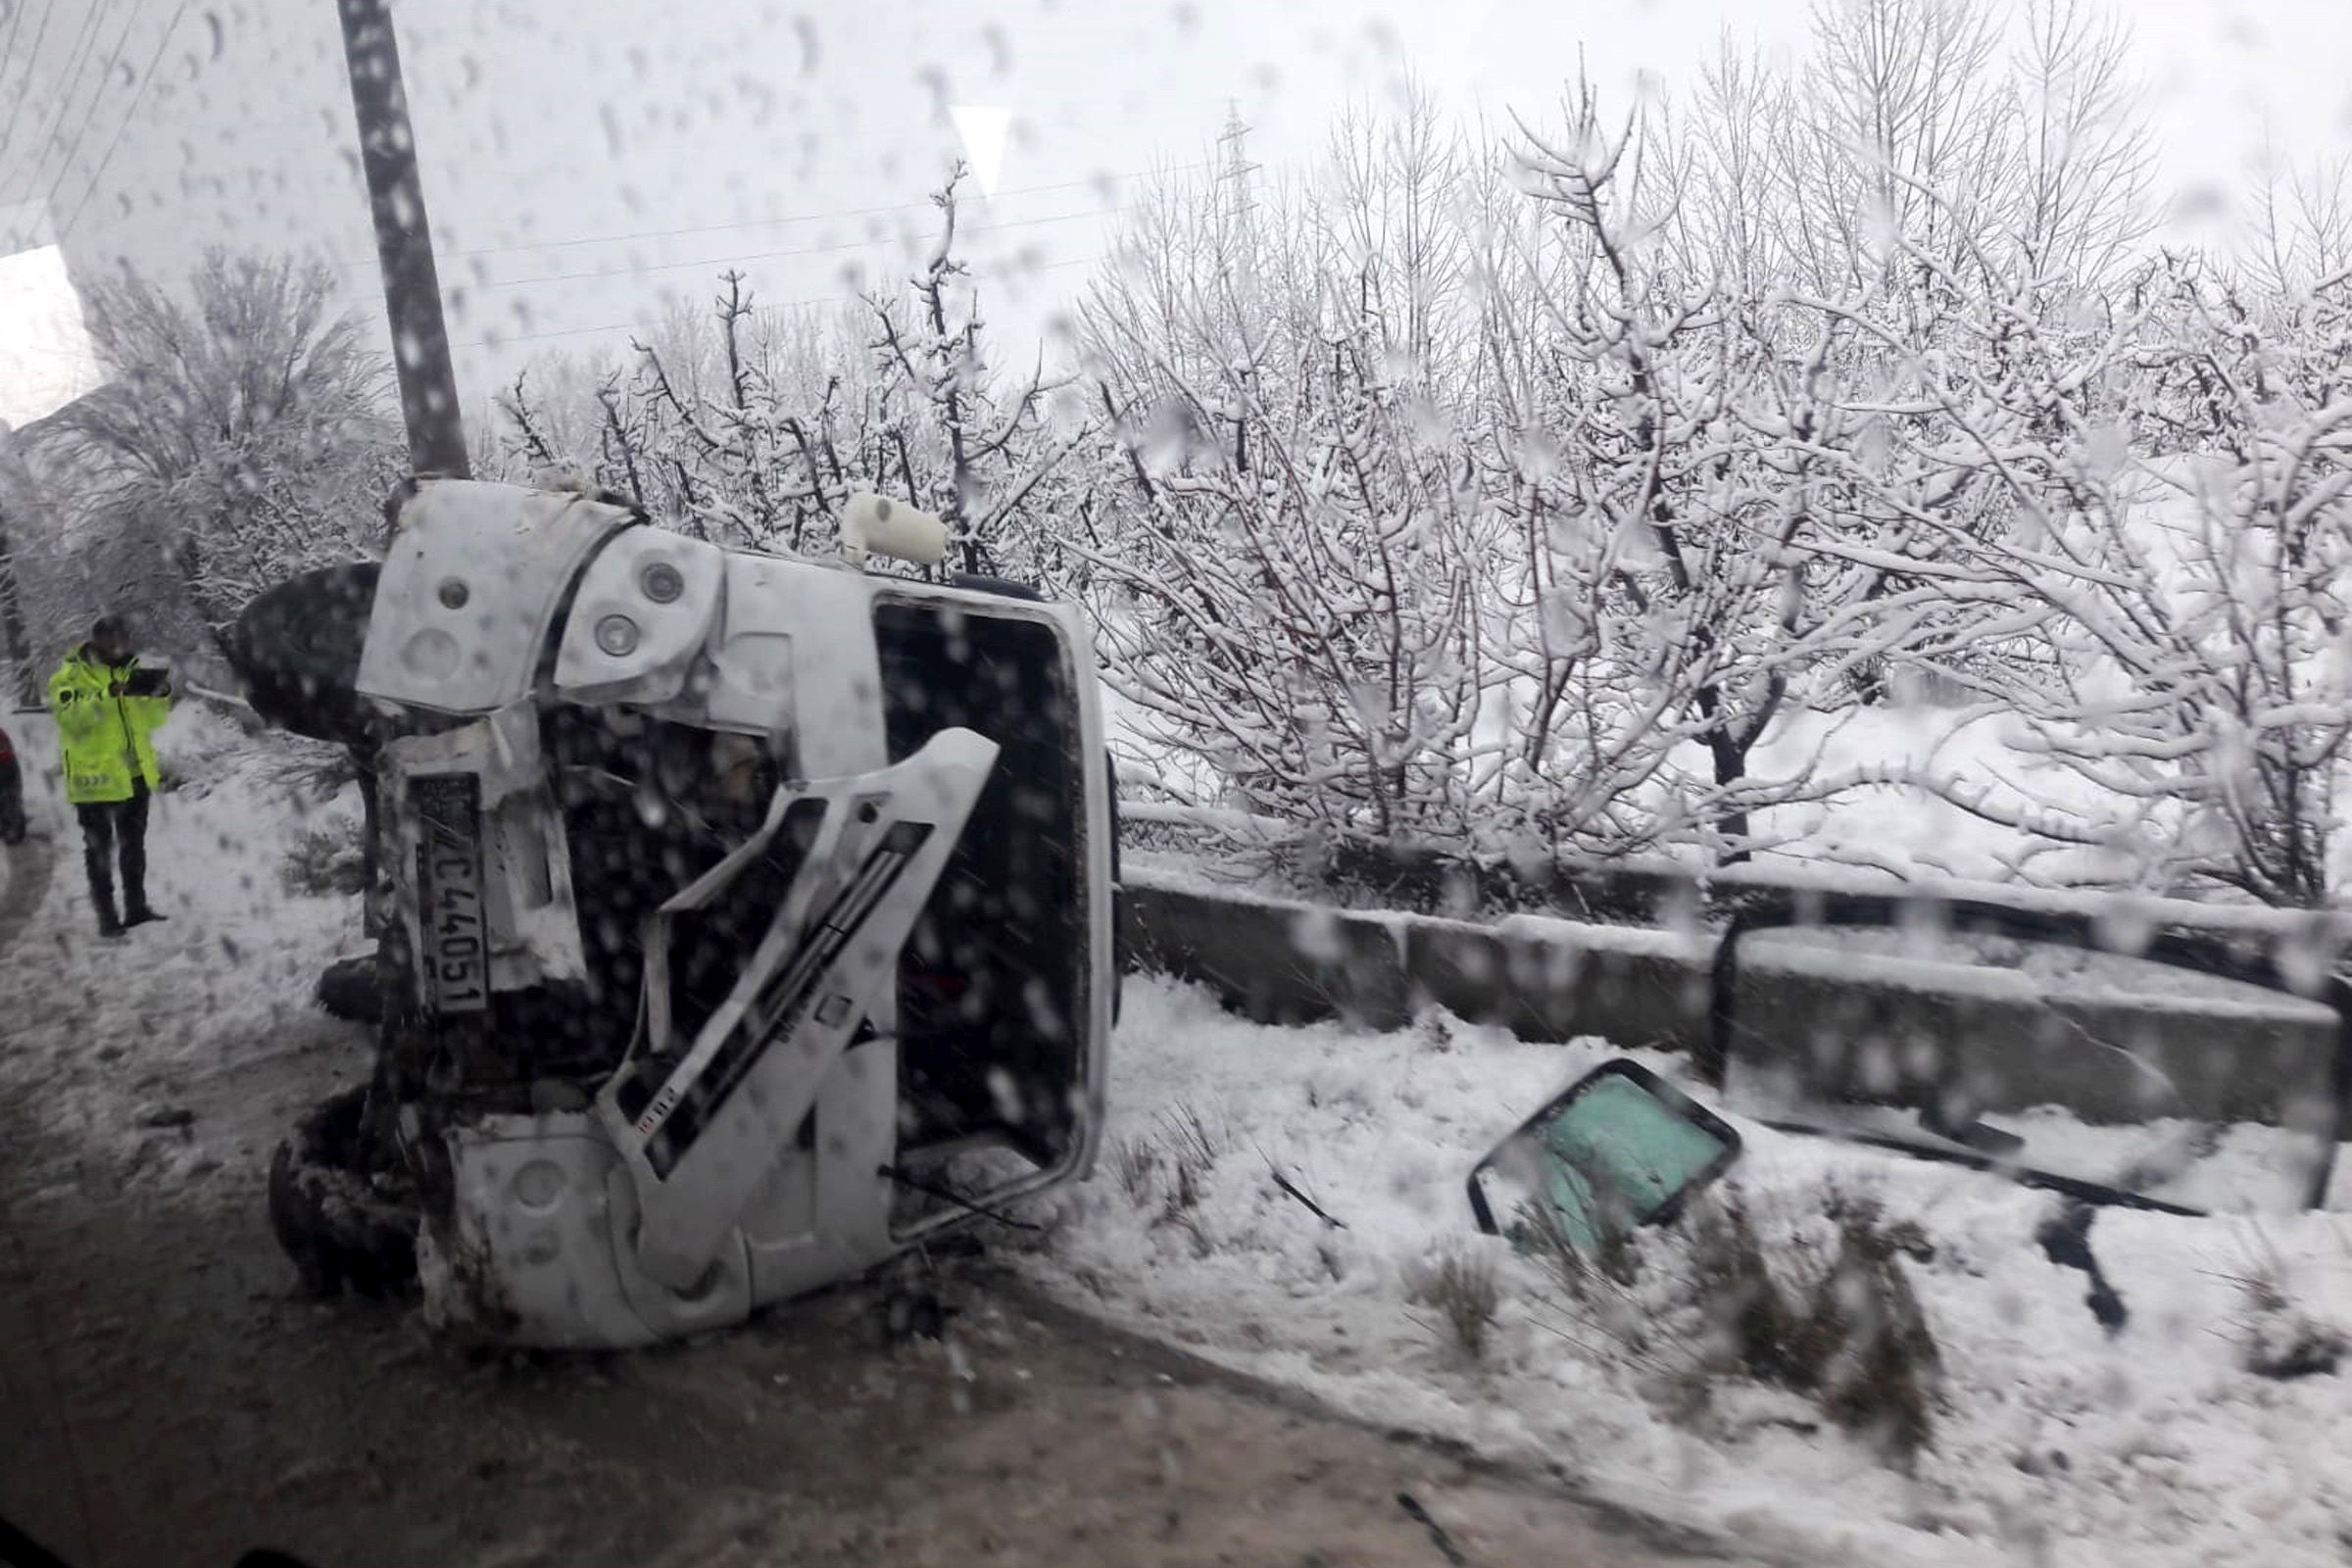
[0,724,368,1180]
[1018,976,2352,1568]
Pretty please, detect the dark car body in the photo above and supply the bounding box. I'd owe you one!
[0,726,23,845]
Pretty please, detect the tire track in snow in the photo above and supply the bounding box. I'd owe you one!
[0,827,55,961]
[0,829,93,1564]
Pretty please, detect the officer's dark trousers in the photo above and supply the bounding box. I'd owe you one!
[76,780,151,924]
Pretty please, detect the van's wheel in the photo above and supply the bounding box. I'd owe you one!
[267,1082,420,1299]
[315,953,386,1023]
[223,563,383,748]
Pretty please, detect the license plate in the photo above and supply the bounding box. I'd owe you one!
[413,774,489,1014]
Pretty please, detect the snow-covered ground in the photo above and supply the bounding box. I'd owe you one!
[1018,976,2352,1568]
[1116,670,2352,901]
[0,710,369,1171]
[1744,705,2120,884]
[1764,701,2352,899]
[15,710,2350,1567]
[1112,696,2200,894]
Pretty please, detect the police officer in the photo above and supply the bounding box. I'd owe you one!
[47,614,174,937]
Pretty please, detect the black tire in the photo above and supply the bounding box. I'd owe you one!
[224,563,383,748]
[315,952,388,1023]
[1105,749,1124,1027]
[266,1083,419,1300]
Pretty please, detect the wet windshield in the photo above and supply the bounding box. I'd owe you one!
[4,2,2352,1567]
[1719,920,2344,1214]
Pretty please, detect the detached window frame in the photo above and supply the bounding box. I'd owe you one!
[1467,1057,1745,1248]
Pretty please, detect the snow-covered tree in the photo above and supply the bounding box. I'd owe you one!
[29,251,401,657]
[1076,99,1499,838]
[484,16,2352,905]
[500,168,1081,579]
[1989,267,2352,905]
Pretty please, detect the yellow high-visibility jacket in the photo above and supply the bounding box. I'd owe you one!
[47,645,172,805]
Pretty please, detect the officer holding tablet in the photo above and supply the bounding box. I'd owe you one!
[47,613,174,938]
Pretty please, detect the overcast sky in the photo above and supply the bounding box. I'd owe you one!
[2,0,2348,434]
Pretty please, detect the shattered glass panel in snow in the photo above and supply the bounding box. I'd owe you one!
[1480,1065,1740,1254]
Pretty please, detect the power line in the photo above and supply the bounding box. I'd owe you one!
[0,1,32,118]
[33,0,140,227]
[0,0,59,185]
[0,0,104,199]
[0,0,112,200]
[417,161,1210,268]
[450,254,1106,351]
[445,204,1107,294]
[456,302,837,350]
[335,159,1200,308]
[56,0,182,243]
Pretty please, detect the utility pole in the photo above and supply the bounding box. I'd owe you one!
[0,425,35,710]
[0,510,30,710]
[333,0,469,478]
[1216,103,1259,300]
[1214,105,1260,473]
